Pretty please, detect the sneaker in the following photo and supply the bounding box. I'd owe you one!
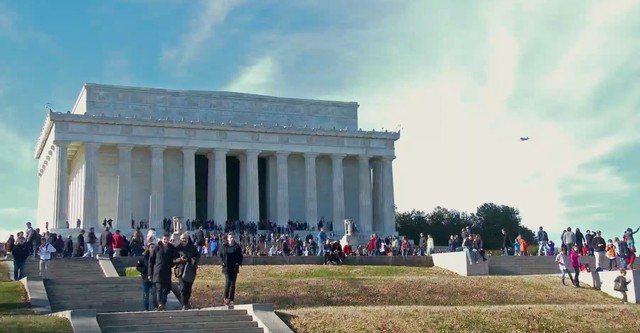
[223,298,229,306]
[229,301,234,307]
[157,304,165,311]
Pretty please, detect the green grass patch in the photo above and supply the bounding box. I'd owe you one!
[124,267,140,277]
[0,281,28,314]
[0,263,72,333]
[0,315,72,333]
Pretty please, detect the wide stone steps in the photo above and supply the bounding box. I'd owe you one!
[488,256,596,275]
[44,277,146,313]
[97,310,264,333]
[20,257,104,279]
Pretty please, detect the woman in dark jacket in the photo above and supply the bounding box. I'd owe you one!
[148,233,177,311]
[174,232,200,310]
[219,233,243,306]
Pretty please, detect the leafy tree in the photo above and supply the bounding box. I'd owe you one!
[395,202,535,249]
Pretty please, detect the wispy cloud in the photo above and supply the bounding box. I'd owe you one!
[224,56,280,95]
[161,0,243,75]
[222,1,640,237]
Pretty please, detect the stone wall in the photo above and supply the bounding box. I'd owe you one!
[111,255,434,272]
[83,84,359,131]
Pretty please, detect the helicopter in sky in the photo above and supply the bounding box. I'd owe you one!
[520,136,530,141]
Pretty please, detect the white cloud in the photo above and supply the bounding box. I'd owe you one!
[224,57,280,95]
[221,1,640,238]
[161,0,243,75]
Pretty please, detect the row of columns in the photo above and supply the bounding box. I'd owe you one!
[51,141,395,233]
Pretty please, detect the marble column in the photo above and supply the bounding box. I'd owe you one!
[382,156,396,235]
[206,152,215,221]
[214,149,228,224]
[331,154,346,229]
[82,142,100,231]
[182,147,197,221]
[358,155,373,233]
[150,145,165,230]
[372,158,383,233]
[53,141,69,229]
[276,151,290,224]
[238,155,247,221]
[245,150,261,223]
[304,153,318,226]
[116,144,134,229]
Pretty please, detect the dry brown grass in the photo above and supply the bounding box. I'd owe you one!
[189,265,621,309]
[279,304,640,333]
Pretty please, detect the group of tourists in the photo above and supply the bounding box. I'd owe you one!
[136,231,243,311]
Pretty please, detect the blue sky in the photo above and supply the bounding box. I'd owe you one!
[1,0,639,242]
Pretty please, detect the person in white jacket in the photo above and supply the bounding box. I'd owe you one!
[39,237,57,279]
[426,234,435,256]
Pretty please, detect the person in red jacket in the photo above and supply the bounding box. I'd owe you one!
[343,242,352,256]
[112,230,125,257]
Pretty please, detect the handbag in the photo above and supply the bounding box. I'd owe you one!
[182,262,197,283]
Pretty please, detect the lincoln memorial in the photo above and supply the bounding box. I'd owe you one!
[34,84,400,237]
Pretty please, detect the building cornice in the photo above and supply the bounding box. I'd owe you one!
[84,83,359,109]
[34,112,401,159]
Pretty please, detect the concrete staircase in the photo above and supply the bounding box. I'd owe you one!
[21,256,104,278]
[97,309,264,333]
[19,257,146,312]
[488,255,596,275]
[45,277,144,312]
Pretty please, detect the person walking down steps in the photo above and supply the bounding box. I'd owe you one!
[39,236,57,279]
[220,232,243,308]
[174,232,200,310]
[148,233,176,311]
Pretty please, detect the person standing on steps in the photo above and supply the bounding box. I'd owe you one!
[220,232,243,307]
[174,232,200,310]
[39,236,57,279]
[148,233,177,311]
[137,235,158,311]
[12,237,30,280]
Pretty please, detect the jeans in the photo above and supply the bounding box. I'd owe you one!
[501,247,510,256]
[621,291,628,303]
[155,282,171,306]
[39,260,51,279]
[595,251,605,269]
[560,268,573,284]
[143,281,158,311]
[224,271,238,301]
[179,278,193,306]
[620,256,628,269]
[608,257,618,270]
[538,241,549,256]
[573,267,580,286]
[13,260,25,280]
[83,244,96,258]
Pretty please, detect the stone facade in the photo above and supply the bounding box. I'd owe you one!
[34,83,400,236]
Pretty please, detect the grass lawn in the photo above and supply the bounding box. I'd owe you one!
[0,261,72,333]
[121,264,638,332]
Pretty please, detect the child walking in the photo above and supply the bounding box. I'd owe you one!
[613,269,632,304]
[555,246,573,286]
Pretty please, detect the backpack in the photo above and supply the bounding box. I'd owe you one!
[543,231,548,241]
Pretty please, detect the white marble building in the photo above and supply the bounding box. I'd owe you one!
[34,84,400,236]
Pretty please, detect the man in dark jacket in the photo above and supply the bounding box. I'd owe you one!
[148,233,177,311]
[501,229,511,256]
[100,228,113,256]
[74,230,85,257]
[12,237,30,280]
[220,233,243,307]
[137,239,158,311]
[194,227,205,255]
[63,235,73,257]
[174,232,200,310]
[84,227,97,258]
